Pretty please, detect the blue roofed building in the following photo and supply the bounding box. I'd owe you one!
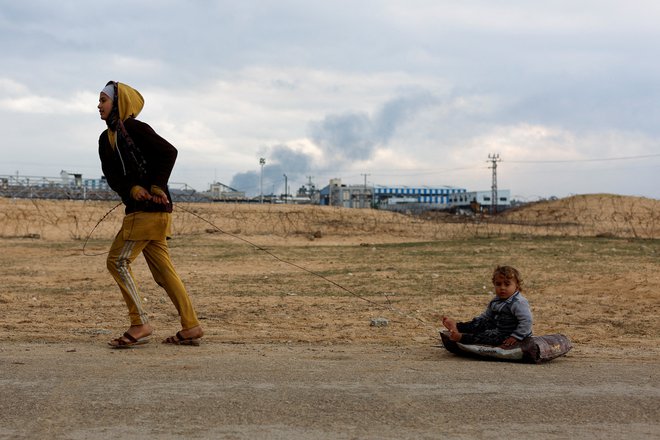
[318,179,468,210]
[373,184,467,208]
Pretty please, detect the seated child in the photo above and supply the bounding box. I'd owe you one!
[442,265,532,348]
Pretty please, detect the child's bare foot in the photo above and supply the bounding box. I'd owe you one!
[441,317,462,342]
[448,331,462,342]
[442,316,458,333]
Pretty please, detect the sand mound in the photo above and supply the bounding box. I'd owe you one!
[498,194,660,238]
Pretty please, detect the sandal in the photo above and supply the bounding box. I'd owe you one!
[108,332,150,349]
[162,331,201,346]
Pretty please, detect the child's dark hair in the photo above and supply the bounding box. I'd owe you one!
[492,266,523,291]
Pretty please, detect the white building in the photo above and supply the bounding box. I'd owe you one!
[448,189,511,212]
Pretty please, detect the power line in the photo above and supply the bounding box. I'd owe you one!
[506,153,660,164]
[302,152,660,180]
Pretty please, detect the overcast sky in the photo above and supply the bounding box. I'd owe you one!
[1,1,659,200]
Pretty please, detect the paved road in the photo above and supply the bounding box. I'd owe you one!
[0,342,658,439]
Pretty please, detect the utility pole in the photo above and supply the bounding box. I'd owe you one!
[361,173,370,208]
[283,174,288,204]
[259,157,266,203]
[488,153,501,215]
[306,175,314,195]
[306,175,315,202]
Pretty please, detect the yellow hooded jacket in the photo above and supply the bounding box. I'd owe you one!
[98,82,178,239]
[106,82,145,149]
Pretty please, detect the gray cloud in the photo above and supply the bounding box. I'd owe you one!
[373,93,437,141]
[230,92,440,195]
[270,144,312,173]
[230,144,312,196]
[308,92,437,163]
[309,112,375,161]
[228,171,259,195]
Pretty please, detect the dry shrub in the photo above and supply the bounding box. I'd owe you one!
[0,193,658,242]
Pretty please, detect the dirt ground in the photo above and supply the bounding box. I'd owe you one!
[0,195,659,439]
[1,342,657,439]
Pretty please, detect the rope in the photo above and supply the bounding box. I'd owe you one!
[82,201,439,335]
[81,202,122,256]
[175,204,438,333]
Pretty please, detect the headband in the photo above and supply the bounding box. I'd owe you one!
[101,83,115,100]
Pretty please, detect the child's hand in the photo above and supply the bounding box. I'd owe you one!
[500,337,518,348]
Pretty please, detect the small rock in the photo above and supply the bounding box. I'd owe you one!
[370,317,389,327]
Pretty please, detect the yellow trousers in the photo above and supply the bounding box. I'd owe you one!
[106,212,200,329]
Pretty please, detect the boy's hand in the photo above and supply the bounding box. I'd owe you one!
[150,185,170,205]
[130,185,152,201]
[151,194,169,205]
[500,337,518,348]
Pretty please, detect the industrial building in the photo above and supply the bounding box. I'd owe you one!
[319,179,372,208]
[207,182,245,201]
[318,180,473,211]
[373,184,467,206]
